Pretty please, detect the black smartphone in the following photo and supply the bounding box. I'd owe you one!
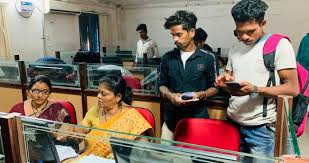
[225,81,242,89]
[181,92,194,100]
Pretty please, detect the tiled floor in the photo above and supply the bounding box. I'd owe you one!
[297,120,309,156]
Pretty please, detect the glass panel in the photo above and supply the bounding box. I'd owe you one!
[58,51,78,64]
[105,46,134,57]
[0,61,20,84]
[18,117,281,163]
[0,56,14,61]
[0,126,5,163]
[284,97,301,155]
[25,62,80,87]
[0,112,9,163]
[87,64,159,95]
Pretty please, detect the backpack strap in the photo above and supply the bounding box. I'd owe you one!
[262,34,290,117]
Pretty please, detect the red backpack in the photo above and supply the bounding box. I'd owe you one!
[263,34,309,137]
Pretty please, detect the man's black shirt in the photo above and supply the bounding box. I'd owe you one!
[203,44,214,53]
[159,48,216,94]
[159,48,217,130]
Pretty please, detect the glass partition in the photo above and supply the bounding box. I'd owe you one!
[0,125,4,163]
[87,64,159,95]
[0,56,14,61]
[17,116,282,163]
[0,116,5,163]
[58,51,78,64]
[0,61,20,84]
[25,62,80,87]
[284,97,300,155]
[0,112,10,163]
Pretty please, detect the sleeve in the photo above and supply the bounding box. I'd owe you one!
[152,41,160,58]
[206,55,216,88]
[225,47,233,71]
[275,38,297,70]
[9,102,24,114]
[80,106,96,127]
[158,54,169,87]
[135,41,139,62]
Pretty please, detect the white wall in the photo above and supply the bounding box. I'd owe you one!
[4,0,118,62]
[50,0,119,49]
[266,0,309,52]
[44,13,80,55]
[7,0,45,61]
[5,0,309,61]
[120,0,309,56]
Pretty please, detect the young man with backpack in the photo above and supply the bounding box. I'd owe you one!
[216,0,299,161]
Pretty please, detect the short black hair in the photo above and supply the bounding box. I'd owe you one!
[193,28,208,41]
[28,75,52,93]
[231,0,268,23]
[136,24,147,32]
[164,10,197,30]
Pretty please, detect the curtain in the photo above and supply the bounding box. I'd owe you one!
[0,5,11,59]
[89,14,99,52]
[79,13,99,52]
[79,13,89,51]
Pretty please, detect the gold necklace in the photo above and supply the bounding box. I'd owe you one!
[31,101,49,117]
[103,105,123,122]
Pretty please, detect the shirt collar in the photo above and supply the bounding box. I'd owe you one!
[256,33,271,44]
[141,37,151,42]
[173,48,202,58]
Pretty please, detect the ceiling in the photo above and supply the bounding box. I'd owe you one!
[53,0,238,8]
[86,0,235,7]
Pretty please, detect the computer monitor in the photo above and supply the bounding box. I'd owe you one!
[110,137,238,163]
[22,118,60,163]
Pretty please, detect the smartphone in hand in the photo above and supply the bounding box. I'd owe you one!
[181,92,194,100]
[225,81,242,89]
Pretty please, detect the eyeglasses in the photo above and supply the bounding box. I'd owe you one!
[30,89,50,95]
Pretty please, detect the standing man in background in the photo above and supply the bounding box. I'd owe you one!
[135,24,160,64]
[193,27,213,52]
[159,10,218,143]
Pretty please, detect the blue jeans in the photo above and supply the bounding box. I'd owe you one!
[240,125,276,163]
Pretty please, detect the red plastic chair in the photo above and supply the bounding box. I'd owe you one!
[133,107,155,137]
[59,101,77,124]
[123,75,142,89]
[175,118,240,152]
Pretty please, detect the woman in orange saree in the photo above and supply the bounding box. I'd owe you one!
[59,75,152,161]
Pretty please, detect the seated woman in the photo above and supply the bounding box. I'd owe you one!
[9,75,71,123]
[59,75,152,160]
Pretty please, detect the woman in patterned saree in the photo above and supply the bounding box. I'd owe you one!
[9,75,71,123]
[59,75,152,161]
